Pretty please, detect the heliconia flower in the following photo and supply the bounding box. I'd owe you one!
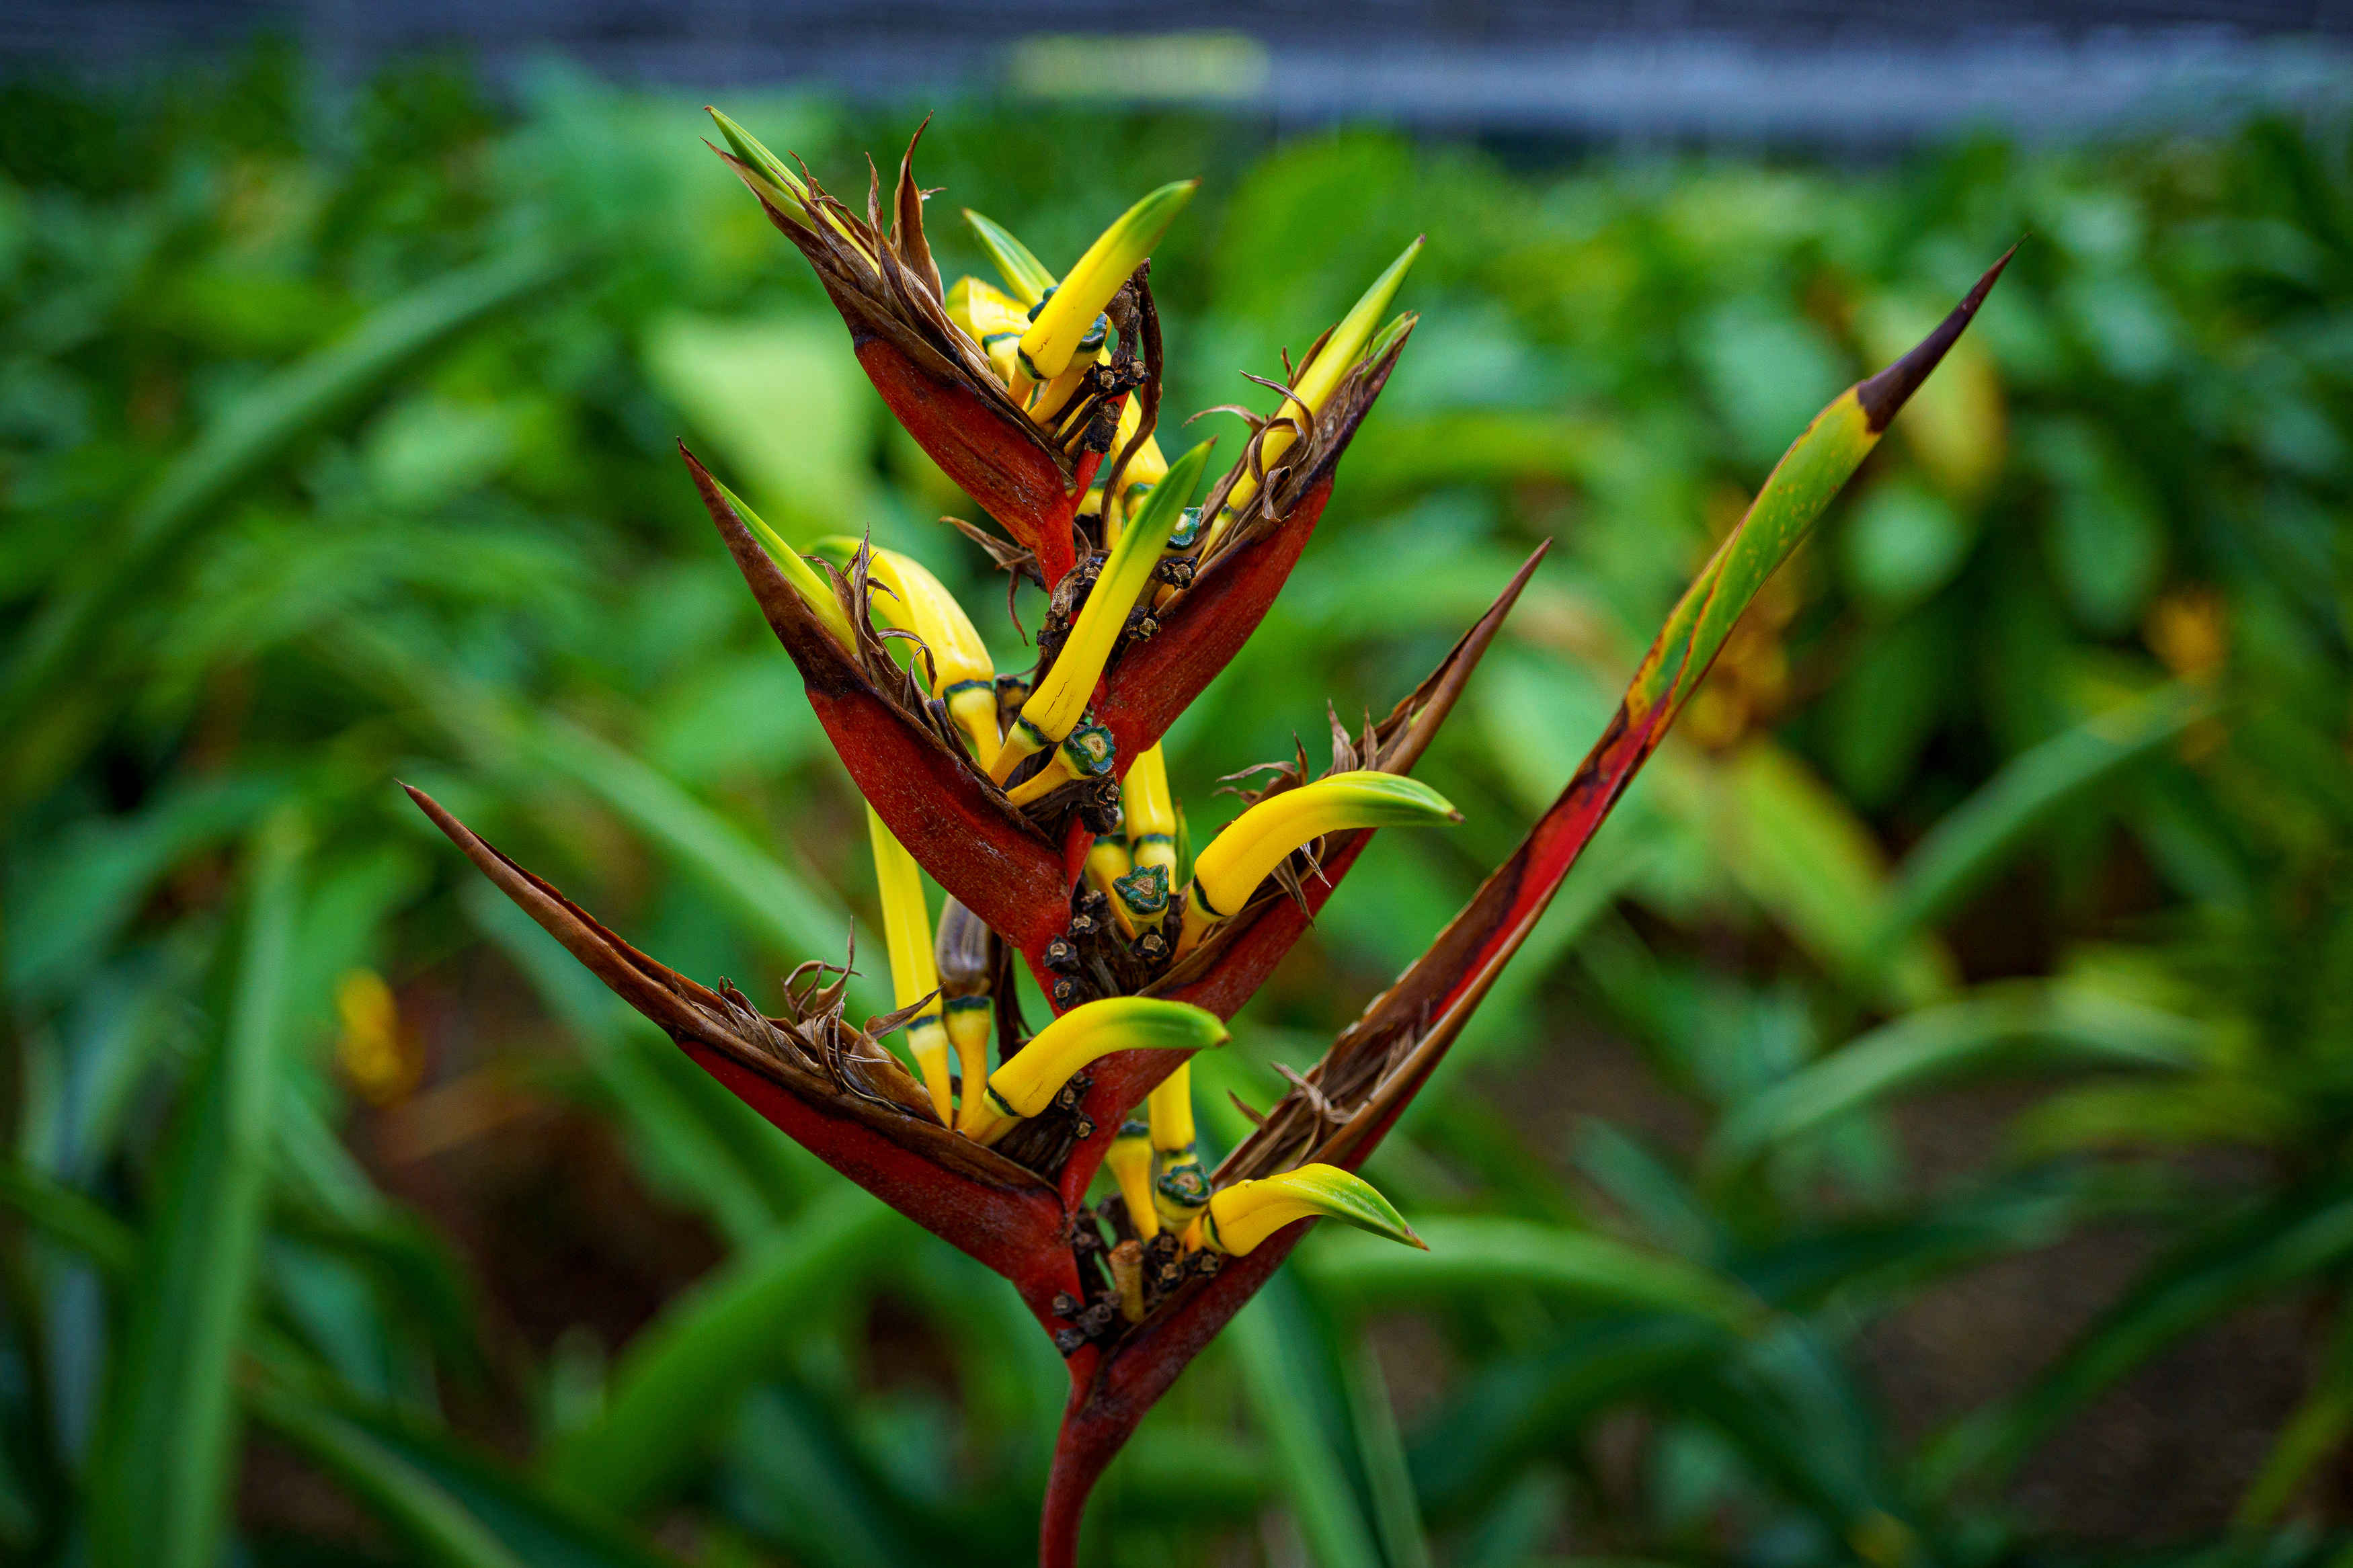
[967,997,1229,1145]
[1183,1163,1425,1256]
[1205,236,1423,549]
[1176,771,1462,954]
[867,807,954,1122]
[817,536,1004,770]
[933,897,999,1135]
[1103,1116,1158,1239]
[992,441,1215,798]
[1011,180,1197,397]
[1146,1061,1209,1229]
[408,114,2014,1568]
[713,477,857,652]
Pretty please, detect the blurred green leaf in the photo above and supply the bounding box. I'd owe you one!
[1,243,569,731]
[1706,983,2202,1173]
[87,807,305,1568]
[1306,1216,1765,1332]
[545,1187,900,1515]
[1870,682,2213,950]
[1232,1278,1384,1568]
[245,1375,528,1568]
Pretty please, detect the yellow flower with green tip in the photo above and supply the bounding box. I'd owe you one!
[1011,180,1198,393]
[992,442,1214,788]
[967,997,1228,1145]
[867,807,952,1122]
[1188,1163,1425,1257]
[1177,771,1460,952]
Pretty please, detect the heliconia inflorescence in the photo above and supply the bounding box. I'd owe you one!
[406,109,2015,1568]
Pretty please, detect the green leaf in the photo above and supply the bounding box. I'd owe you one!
[4,774,280,1004]
[0,1157,136,1275]
[87,807,307,1568]
[1870,682,2211,951]
[1230,1280,1383,1568]
[1,244,569,729]
[1341,1335,1435,1568]
[532,717,887,1021]
[243,1378,527,1568]
[1924,1181,2353,1496]
[1304,1216,1766,1333]
[543,1188,901,1515]
[296,1379,683,1568]
[1706,983,2204,1173]
[1407,1319,1730,1520]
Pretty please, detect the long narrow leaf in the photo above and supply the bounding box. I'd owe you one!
[244,1378,527,1568]
[1870,682,2211,950]
[545,1188,901,1514]
[1230,1284,1382,1568]
[87,808,307,1568]
[1305,1216,1766,1333]
[1706,983,2204,1173]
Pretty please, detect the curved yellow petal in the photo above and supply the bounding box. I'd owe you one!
[974,998,1227,1141]
[1015,180,1198,384]
[1189,772,1460,924]
[1197,1164,1425,1257]
[1219,237,1421,524]
[716,480,856,652]
[1123,743,1179,879]
[1104,1118,1159,1240]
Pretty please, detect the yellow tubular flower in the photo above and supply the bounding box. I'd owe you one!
[1101,402,1172,546]
[1215,237,1423,528]
[962,208,1055,307]
[1148,1063,1210,1229]
[1177,772,1461,954]
[867,807,952,1122]
[947,275,1031,384]
[944,999,993,1132]
[1183,1163,1427,1257]
[1123,743,1178,878]
[715,480,857,652]
[1084,829,1136,935]
[933,897,998,1135]
[1010,180,1198,397]
[991,442,1215,785]
[1104,1118,1159,1240]
[968,998,1228,1145]
[855,543,1003,770]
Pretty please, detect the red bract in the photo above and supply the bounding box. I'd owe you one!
[410,119,2014,1567]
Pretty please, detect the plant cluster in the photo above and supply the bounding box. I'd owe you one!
[2,54,2350,1568]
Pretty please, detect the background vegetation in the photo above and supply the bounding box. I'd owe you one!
[3,44,2350,1567]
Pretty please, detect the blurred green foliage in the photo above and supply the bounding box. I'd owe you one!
[3,44,2351,1568]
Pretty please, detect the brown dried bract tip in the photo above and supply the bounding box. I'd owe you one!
[1856,240,2020,432]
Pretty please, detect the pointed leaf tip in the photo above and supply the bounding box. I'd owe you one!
[1855,241,2020,434]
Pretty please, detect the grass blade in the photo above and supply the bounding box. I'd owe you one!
[87,807,307,1568]
[1306,1216,1765,1333]
[544,1188,900,1515]
[1871,682,2210,950]
[1706,983,2204,1173]
[1230,1280,1382,1568]
[1341,1335,1435,1568]
[0,1158,135,1275]
[1923,1180,2353,1497]
[243,1378,527,1568]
